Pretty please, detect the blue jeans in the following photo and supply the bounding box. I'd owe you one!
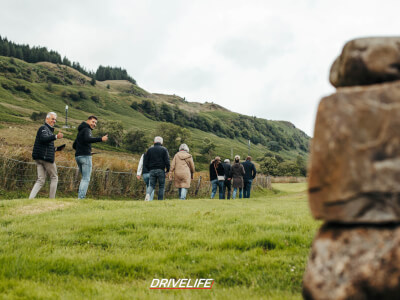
[147,169,166,200]
[232,187,243,199]
[211,179,224,199]
[243,179,253,198]
[178,188,188,200]
[142,173,154,199]
[76,156,92,199]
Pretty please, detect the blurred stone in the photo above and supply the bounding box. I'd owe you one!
[303,223,400,300]
[330,37,400,87]
[308,80,400,223]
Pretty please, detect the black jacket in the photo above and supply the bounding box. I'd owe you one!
[74,122,102,157]
[32,123,57,163]
[223,162,231,179]
[242,160,257,180]
[209,161,225,181]
[144,143,170,172]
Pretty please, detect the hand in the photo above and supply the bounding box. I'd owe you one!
[102,134,108,142]
[57,132,63,139]
[228,178,231,181]
[136,175,141,179]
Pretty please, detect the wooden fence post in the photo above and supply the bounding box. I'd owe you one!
[195,176,202,196]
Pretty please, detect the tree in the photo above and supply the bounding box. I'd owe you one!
[90,77,96,86]
[200,138,216,161]
[154,123,191,154]
[296,155,307,177]
[260,157,279,176]
[97,121,124,147]
[124,130,148,153]
[277,161,301,176]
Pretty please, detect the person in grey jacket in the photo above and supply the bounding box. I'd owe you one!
[29,112,63,199]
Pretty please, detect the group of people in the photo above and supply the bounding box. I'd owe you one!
[29,112,108,200]
[29,112,256,201]
[209,155,256,200]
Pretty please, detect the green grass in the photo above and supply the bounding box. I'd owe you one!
[0,183,318,299]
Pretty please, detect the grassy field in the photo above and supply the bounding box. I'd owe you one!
[0,183,318,299]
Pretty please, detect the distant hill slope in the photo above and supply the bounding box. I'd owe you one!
[0,56,310,170]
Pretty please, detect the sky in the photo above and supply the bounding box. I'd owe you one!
[0,0,399,136]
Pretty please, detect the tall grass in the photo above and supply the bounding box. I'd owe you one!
[0,183,318,299]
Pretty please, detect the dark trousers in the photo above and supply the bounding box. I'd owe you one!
[224,179,231,199]
[147,169,166,200]
[243,179,253,198]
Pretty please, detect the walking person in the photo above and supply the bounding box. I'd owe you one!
[223,159,232,199]
[209,156,225,199]
[29,112,64,199]
[136,152,154,200]
[144,136,170,201]
[242,156,257,198]
[74,116,108,199]
[230,155,245,199]
[169,144,195,200]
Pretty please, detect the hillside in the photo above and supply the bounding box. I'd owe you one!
[0,55,310,171]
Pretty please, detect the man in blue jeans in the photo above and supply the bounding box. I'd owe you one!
[144,136,170,201]
[74,116,108,199]
[241,156,257,198]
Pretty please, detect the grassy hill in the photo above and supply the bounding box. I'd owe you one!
[0,56,310,171]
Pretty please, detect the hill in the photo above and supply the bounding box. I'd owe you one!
[0,55,310,171]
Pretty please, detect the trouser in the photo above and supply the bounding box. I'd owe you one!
[224,179,231,199]
[178,188,188,200]
[142,173,154,199]
[243,179,253,198]
[147,169,166,200]
[211,179,224,199]
[232,187,243,199]
[29,160,58,199]
[76,156,93,199]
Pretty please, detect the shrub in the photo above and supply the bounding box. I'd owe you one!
[91,95,100,103]
[30,111,47,122]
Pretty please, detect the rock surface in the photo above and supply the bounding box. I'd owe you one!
[330,37,400,87]
[308,80,400,223]
[303,223,400,300]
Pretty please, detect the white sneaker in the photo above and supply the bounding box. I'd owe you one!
[144,194,150,201]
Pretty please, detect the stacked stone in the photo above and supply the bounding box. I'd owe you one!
[303,37,400,300]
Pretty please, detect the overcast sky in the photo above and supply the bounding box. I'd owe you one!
[1,0,399,135]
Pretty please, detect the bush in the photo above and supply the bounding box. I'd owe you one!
[15,84,31,94]
[78,91,87,99]
[68,93,80,101]
[30,111,47,122]
[91,95,100,103]
[124,130,148,153]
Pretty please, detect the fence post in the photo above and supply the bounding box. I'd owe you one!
[195,176,202,196]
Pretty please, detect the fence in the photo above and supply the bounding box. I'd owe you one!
[0,155,272,199]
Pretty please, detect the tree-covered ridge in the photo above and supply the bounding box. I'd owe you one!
[131,99,309,152]
[95,66,136,84]
[0,36,136,84]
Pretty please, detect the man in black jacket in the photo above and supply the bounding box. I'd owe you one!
[29,112,63,199]
[242,156,257,198]
[74,116,108,199]
[144,136,170,201]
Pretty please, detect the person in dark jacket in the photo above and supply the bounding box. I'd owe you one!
[144,136,170,201]
[223,159,232,199]
[230,155,245,199]
[29,112,64,199]
[242,156,257,198]
[74,116,108,199]
[209,156,225,199]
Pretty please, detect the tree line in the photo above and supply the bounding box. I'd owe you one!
[131,99,309,152]
[0,36,136,84]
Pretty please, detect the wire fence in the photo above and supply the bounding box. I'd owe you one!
[0,155,272,200]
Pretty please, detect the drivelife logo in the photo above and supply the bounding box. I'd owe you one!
[150,278,214,290]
